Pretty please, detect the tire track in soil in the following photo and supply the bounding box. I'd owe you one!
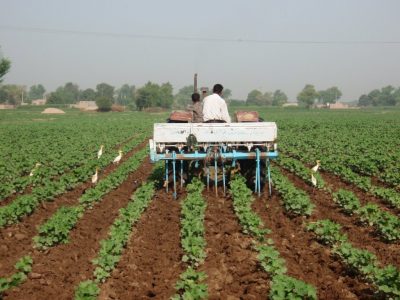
[99,190,184,300]
[3,157,153,300]
[0,139,149,278]
[253,193,374,300]
[320,170,400,216]
[279,167,400,269]
[0,134,140,207]
[198,192,270,299]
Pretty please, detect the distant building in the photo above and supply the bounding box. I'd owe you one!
[71,101,98,111]
[283,102,298,107]
[328,102,349,109]
[0,104,16,110]
[32,99,47,105]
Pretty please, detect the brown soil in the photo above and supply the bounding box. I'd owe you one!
[2,155,153,300]
[320,170,400,216]
[279,167,400,269]
[198,192,270,299]
[253,193,375,299]
[99,190,184,300]
[0,140,149,279]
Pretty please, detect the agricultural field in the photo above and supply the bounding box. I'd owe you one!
[1,107,399,300]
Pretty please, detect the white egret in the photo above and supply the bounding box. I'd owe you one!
[92,167,99,184]
[113,150,123,164]
[311,160,321,173]
[29,163,42,177]
[97,145,104,159]
[311,173,317,187]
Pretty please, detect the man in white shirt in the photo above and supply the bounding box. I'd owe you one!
[202,84,231,123]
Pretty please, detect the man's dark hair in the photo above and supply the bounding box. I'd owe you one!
[191,92,200,102]
[212,84,223,94]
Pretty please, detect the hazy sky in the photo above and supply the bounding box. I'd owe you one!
[1,0,399,100]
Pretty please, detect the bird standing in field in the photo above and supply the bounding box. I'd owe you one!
[311,160,321,172]
[311,172,317,187]
[92,167,99,184]
[29,163,41,177]
[97,145,104,159]
[113,150,123,164]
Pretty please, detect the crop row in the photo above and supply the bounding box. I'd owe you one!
[230,176,317,299]
[0,113,157,200]
[333,190,400,241]
[172,179,208,300]
[0,256,33,296]
[308,220,400,298]
[276,156,400,242]
[34,147,148,249]
[271,166,399,298]
[74,181,156,299]
[0,133,147,228]
[272,110,400,187]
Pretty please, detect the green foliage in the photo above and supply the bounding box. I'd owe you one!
[269,275,317,300]
[277,156,325,189]
[246,89,272,106]
[92,182,155,282]
[28,84,46,100]
[272,89,288,106]
[47,82,79,104]
[271,167,315,216]
[0,57,11,83]
[116,84,135,106]
[373,265,400,298]
[318,86,342,104]
[256,244,287,276]
[332,189,361,215]
[95,96,112,112]
[180,179,206,265]
[95,83,114,102]
[357,203,400,242]
[136,81,173,110]
[307,219,347,245]
[297,84,319,108]
[80,88,96,101]
[0,256,33,293]
[33,148,148,249]
[74,280,100,300]
[0,84,26,105]
[0,126,151,228]
[34,205,84,249]
[358,85,400,106]
[172,267,208,300]
[230,175,270,240]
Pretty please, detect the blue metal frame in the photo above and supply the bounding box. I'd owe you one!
[156,149,278,198]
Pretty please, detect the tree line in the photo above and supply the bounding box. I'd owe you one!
[1,54,399,109]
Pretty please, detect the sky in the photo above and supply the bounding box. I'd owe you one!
[0,0,399,101]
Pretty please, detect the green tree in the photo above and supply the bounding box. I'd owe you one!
[136,81,173,110]
[223,88,232,102]
[246,89,264,105]
[174,85,194,108]
[28,84,46,100]
[0,84,26,105]
[116,84,135,106]
[272,89,288,106]
[96,96,112,112]
[80,88,96,101]
[159,82,173,108]
[0,58,11,83]
[96,83,114,102]
[318,87,342,104]
[297,84,319,108]
[358,94,372,106]
[47,82,80,104]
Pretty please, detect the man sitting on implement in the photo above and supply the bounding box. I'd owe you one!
[202,83,231,123]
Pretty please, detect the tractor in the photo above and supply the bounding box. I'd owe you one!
[149,76,278,198]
